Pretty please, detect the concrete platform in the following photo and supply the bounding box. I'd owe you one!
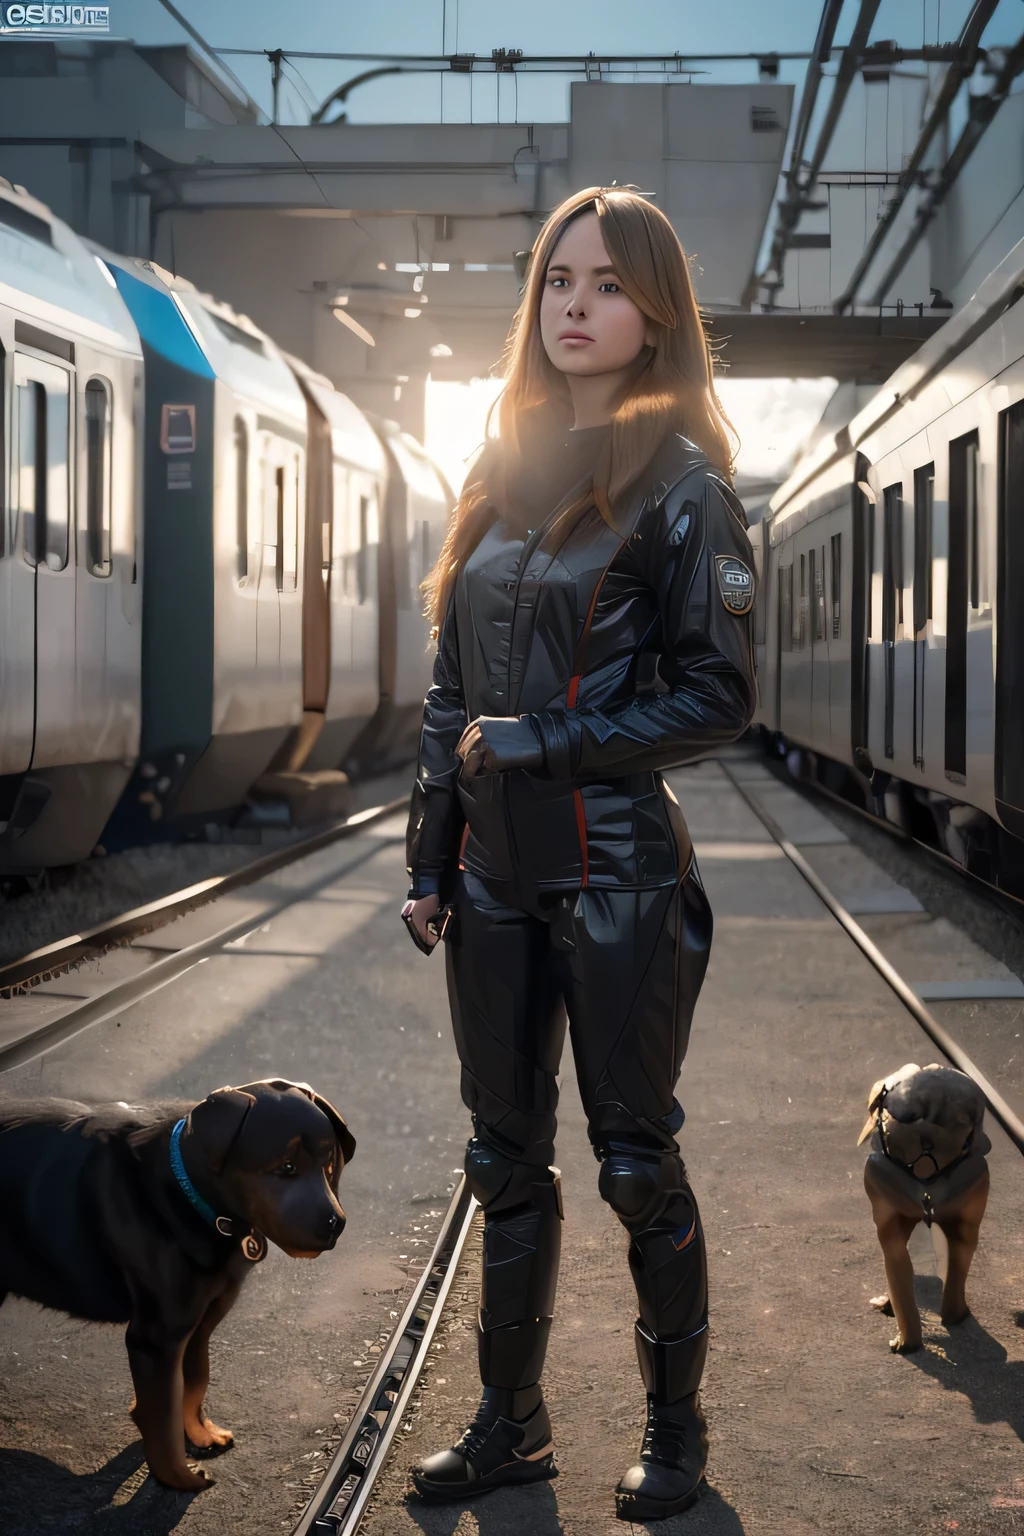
[361,757,1024,1536]
[1,753,1023,1536]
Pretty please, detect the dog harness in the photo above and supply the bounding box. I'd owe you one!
[169,1118,266,1262]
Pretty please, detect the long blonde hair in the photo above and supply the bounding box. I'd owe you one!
[425,186,736,628]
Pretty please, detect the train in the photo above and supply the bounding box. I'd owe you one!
[0,178,451,875]
[751,231,1024,901]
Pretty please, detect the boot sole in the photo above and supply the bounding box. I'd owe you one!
[410,1454,557,1504]
[615,1473,704,1522]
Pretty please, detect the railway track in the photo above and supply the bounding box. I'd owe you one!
[0,797,407,1073]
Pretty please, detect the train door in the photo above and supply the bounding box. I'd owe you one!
[12,349,75,773]
[996,400,1024,836]
[0,341,35,795]
[256,432,299,678]
[911,463,934,769]
[945,431,977,782]
[881,481,903,761]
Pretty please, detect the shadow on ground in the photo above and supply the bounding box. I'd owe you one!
[0,1442,197,1535]
[401,1476,747,1533]
[907,1277,1024,1445]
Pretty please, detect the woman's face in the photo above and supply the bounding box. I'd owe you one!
[539,212,650,380]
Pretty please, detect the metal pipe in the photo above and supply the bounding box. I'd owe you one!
[867,29,1024,305]
[746,0,845,309]
[834,0,999,313]
[311,67,408,124]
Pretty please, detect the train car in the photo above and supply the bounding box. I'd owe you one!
[341,419,451,777]
[755,234,1024,898]
[0,181,143,875]
[97,254,312,839]
[276,356,386,778]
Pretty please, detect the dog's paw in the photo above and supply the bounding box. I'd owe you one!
[151,1461,215,1492]
[889,1334,923,1355]
[185,1418,235,1456]
[869,1294,895,1316]
[940,1306,971,1329]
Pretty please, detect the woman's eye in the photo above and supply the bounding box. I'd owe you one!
[549,276,568,288]
[598,281,620,293]
[278,1161,297,1177]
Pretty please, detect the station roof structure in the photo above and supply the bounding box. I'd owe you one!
[0,4,1021,409]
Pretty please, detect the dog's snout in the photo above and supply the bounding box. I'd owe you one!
[322,1208,345,1247]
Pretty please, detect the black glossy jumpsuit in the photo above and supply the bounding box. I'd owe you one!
[407,428,757,1410]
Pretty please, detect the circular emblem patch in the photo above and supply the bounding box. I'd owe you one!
[715,555,755,616]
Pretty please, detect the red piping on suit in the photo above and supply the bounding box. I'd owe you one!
[566,546,623,887]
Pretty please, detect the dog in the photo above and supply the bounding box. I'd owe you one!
[0,1078,355,1492]
[858,1061,990,1354]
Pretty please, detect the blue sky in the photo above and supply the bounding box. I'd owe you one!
[119,0,1017,125]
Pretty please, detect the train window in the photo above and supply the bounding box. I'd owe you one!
[813,546,826,642]
[84,378,111,576]
[274,456,299,593]
[912,463,934,633]
[357,494,369,604]
[830,533,841,638]
[779,564,793,652]
[798,552,807,648]
[946,433,976,779]
[882,483,903,642]
[234,417,248,581]
[966,436,981,610]
[16,380,44,564]
[43,376,70,571]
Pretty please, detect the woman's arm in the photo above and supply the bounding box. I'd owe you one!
[461,464,757,780]
[406,600,468,898]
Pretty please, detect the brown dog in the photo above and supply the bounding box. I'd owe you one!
[0,1078,355,1491]
[859,1062,990,1353]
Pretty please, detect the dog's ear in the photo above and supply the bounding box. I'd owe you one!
[857,1077,889,1145]
[188,1087,257,1173]
[255,1078,356,1166]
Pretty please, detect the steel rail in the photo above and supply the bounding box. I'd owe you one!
[292,1178,478,1536]
[0,798,408,996]
[0,824,408,1076]
[720,761,1024,1157]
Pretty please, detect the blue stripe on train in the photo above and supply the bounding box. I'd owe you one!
[108,264,214,378]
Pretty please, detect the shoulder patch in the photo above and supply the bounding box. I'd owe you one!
[715,554,755,616]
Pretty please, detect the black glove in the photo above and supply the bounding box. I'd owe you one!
[457,715,545,777]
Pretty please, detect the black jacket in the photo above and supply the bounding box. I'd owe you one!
[407,434,757,899]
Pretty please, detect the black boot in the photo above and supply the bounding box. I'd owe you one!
[410,1383,557,1502]
[615,1390,708,1521]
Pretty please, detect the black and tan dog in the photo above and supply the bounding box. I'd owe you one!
[859,1061,990,1354]
[0,1078,355,1491]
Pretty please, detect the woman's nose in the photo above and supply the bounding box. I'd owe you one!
[566,291,587,317]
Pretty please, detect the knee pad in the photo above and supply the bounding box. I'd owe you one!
[598,1146,693,1236]
[465,1135,563,1217]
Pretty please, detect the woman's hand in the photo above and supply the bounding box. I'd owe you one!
[456,722,498,778]
[456,717,545,778]
[402,893,441,946]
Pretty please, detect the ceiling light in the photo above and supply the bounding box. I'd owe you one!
[377,261,387,270]
[431,262,450,272]
[404,307,422,319]
[332,307,375,346]
[413,273,425,293]
[429,342,453,358]
[333,294,349,306]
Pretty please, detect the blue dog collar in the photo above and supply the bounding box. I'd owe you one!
[169,1117,267,1261]
[169,1117,223,1231]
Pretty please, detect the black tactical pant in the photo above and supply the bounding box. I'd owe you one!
[445,862,714,1406]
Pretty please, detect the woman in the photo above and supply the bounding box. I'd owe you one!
[401,186,756,1522]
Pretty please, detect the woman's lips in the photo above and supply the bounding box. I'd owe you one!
[558,331,595,346]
